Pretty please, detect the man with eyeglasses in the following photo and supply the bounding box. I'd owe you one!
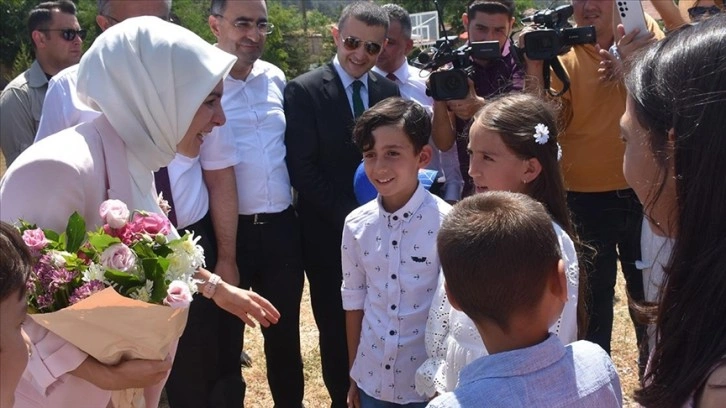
[430,0,524,200]
[33,2,243,405]
[178,1,306,407]
[283,2,399,407]
[1,0,83,166]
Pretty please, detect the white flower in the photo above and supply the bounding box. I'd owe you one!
[49,250,71,267]
[533,123,550,145]
[82,263,107,283]
[130,280,154,302]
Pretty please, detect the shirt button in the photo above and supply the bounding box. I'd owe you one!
[403,213,409,218]
[391,274,397,279]
[385,364,391,370]
[393,216,398,221]
[392,240,398,246]
[391,304,396,310]
[389,330,396,335]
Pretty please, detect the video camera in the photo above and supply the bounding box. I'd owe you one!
[522,5,595,60]
[412,0,502,101]
[416,40,500,101]
[519,4,596,96]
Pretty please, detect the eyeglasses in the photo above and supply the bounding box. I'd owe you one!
[212,14,274,35]
[342,36,382,56]
[36,28,87,41]
[688,5,721,20]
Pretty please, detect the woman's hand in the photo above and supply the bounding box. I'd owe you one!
[212,281,280,328]
[72,355,172,390]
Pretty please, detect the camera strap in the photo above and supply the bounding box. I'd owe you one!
[545,57,570,97]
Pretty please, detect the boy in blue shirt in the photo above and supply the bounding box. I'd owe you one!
[428,192,622,408]
[342,97,451,407]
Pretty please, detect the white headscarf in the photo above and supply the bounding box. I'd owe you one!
[76,16,236,216]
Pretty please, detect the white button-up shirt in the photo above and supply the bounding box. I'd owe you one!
[341,183,451,403]
[203,60,292,215]
[372,63,463,201]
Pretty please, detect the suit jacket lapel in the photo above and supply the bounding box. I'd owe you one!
[367,72,384,107]
[322,63,355,122]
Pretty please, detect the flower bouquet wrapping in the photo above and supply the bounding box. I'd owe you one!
[17,199,205,408]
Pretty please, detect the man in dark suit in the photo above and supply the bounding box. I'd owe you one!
[283,2,399,406]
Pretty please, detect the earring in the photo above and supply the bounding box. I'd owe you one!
[522,179,528,184]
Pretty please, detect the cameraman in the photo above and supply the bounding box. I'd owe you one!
[520,0,663,377]
[431,0,524,199]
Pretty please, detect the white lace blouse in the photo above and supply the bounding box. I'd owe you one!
[414,221,580,397]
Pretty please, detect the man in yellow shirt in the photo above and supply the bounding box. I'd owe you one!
[523,0,664,377]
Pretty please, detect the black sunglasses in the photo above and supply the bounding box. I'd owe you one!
[342,36,382,56]
[688,5,721,20]
[37,28,87,41]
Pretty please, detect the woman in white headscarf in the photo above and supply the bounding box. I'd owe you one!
[0,16,279,407]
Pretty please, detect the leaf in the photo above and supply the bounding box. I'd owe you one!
[65,212,86,253]
[88,232,121,250]
[141,258,168,303]
[103,269,144,295]
[43,229,60,243]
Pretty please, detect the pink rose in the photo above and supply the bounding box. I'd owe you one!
[22,228,48,253]
[130,213,171,236]
[99,200,130,229]
[163,280,193,309]
[103,224,136,245]
[100,243,136,272]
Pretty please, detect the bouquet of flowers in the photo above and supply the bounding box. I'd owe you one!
[16,199,205,408]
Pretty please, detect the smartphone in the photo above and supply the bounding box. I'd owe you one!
[615,0,649,40]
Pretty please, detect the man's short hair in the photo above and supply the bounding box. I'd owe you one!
[96,0,172,18]
[382,3,412,39]
[28,0,77,48]
[352,97,431,154]
[467,0,515,19]
[338,1,389,33]
[438,191,561,330]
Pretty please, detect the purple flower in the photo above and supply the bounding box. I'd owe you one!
[69,280,106,305]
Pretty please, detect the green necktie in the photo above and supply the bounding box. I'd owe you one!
[352,80,364,119]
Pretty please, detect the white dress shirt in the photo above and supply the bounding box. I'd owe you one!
[372,63,463,201]
[341,183,452,403]
[33,64,236,228]
[202,60,291,215]
[333,56,370,116]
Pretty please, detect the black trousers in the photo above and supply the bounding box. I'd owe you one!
[165,213,246,408]
[567,190,649,373]
[236,207,306,408]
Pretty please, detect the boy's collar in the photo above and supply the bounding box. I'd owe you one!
[377,182,428,224]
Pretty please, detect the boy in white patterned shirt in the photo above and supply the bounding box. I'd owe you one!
[342,97,452,407]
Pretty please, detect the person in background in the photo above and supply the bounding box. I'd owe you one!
[283,3,399,406]
[430,0,524,198]
[522,0,664,377]
[1,0,83,166]
[191,1,305,407]
[648,0,723,32]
